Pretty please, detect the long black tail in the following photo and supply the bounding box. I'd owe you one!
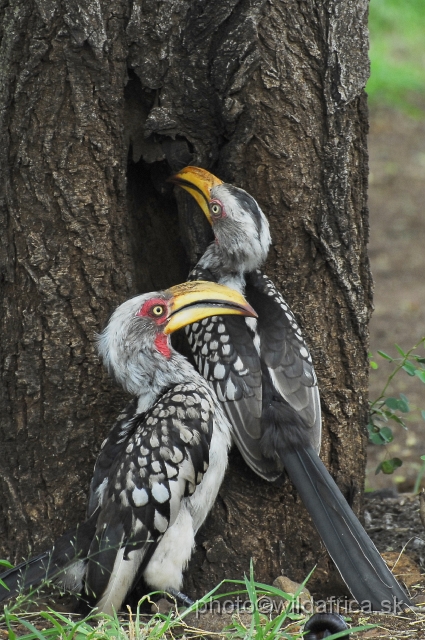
[0,513,98,604]
[280,445,413,611]
[0,551,53,603]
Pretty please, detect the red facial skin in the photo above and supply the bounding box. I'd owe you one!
[153,334,171,358]
[136,298,172,358]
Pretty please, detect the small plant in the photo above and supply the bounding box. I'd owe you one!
[0,560,375,640]
[215,562,373,639]
[369,337,425,478]
[0,559,13,590]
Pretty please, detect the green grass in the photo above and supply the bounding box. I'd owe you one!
[367,0,425,115]
[0,562,375,640]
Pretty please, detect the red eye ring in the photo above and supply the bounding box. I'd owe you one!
[136,298,168,321]
[150,304,166,317]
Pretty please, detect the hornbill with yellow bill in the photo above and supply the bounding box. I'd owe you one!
[169,166,413,611]
[0,282,256,615]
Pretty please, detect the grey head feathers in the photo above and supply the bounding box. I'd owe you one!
[96,292,190,400]
[206,183,271,274]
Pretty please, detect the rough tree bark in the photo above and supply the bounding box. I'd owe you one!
[0,0,371,598]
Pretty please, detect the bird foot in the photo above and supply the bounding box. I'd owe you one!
[165,587,194,608]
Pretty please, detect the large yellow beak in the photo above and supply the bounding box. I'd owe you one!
[165,281,256,334]
[168,166,223,224]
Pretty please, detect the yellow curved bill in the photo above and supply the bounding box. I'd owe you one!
[168,166,223,224]
[165,280,256,334]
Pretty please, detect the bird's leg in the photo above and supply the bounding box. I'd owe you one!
[165,587,194,607]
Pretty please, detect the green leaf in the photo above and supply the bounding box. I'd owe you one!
[384,397,400,411]
[395,415,408,429]
[0,560,13,569]
[395,344,407,357]
[384,397,399,411]
[384,396,409,413]
[13,618,48,640]
[421,455,425,461]
[415,369,425,383]
[367,423,383,444]
[385,412,405,426]
[399,393,410,412]
[0,560,12,590]
[377,350,393,361]
[379,426,394,443]
[370,360,378,370]
[402,361,416,376]
[367,424,393,445]
[376,458,403,475]
[367,422,379,433]
[369,433,385,445]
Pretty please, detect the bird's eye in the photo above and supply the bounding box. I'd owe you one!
[209,201,223,218]
[151,305,165,317]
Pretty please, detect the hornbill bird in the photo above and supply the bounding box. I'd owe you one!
[169,166,413,611]
[0,282,256,615]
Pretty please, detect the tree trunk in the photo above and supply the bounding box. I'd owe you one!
[0,0,371,598]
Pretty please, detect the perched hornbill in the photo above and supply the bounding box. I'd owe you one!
[0,282,256,615]
[169,166,413,611]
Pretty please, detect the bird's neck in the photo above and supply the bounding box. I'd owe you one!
[134,351,199,413]
[197,242,258,292]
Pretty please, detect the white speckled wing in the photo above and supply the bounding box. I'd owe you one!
[85,381,214,609]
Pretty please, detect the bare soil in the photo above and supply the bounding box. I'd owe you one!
[367,107,425,492]
[349,106,425,637]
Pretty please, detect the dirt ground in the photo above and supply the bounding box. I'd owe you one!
[349,106,425,637]
[367,106,425,492]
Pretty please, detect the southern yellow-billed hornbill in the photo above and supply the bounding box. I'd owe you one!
[169,166,413,611]
[0,282,256,615]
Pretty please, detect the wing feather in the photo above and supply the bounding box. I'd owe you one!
[85,382,214,611]
[188,267,281,480]
[87,399,139,518]
[246,270,322,453]
[187,266,321,479]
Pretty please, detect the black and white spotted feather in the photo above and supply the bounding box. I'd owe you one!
[187,265,321,481]
[87,399,139,518]
[85,381,215,612]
